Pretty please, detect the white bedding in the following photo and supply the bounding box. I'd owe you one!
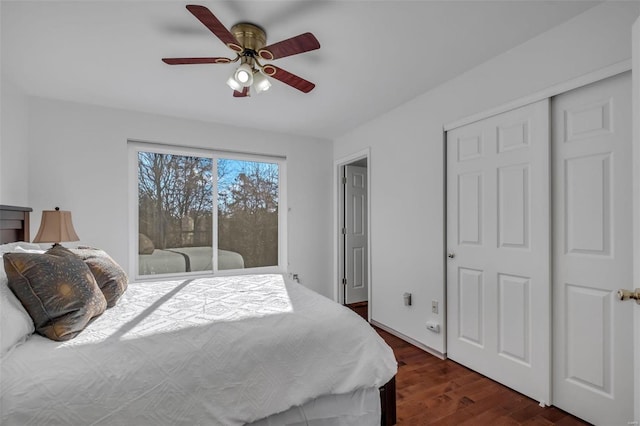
[0,274,396,425]
[249,387,381,425]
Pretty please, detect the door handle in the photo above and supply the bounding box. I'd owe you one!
[616,288,640,304]
[448,252,455,259]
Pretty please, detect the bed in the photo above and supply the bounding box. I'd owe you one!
[0,205,397,425]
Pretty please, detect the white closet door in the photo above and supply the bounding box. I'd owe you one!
[552,72,634,425]
[446,99,551,404]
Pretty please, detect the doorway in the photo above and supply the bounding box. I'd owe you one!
[336,151,370,315]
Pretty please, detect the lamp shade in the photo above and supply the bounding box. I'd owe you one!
[226,73,243,91]
[234,63,254,87]
[253,71,271,94]
[33,208,80,243]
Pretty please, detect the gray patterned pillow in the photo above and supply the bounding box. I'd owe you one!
[72,247,128,308]
[3,244,107,341]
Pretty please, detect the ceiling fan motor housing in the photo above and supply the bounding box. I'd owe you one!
[230,23,266,55]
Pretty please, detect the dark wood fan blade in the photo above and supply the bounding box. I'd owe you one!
[186,5,243,52]
[258,32,320,60]
[262,65,315,93]
[233,87,250,97]
[162,57,232,65]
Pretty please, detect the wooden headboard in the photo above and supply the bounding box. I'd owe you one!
[0,205,33,244]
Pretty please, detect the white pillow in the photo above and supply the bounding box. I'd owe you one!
[14,246,45,254]
[0,255,36,358]
[0,241,42,254]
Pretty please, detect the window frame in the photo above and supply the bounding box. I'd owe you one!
[128,141,287,281]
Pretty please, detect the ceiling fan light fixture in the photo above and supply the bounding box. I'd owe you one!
[252,71,271,94]
[164,6,320,97]
[226,72,243,91]
[234,63,254,87]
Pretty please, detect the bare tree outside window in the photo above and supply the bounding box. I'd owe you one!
[218,158,279,269]
[138,152,213,251]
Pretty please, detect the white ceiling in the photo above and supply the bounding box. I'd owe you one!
[1,0,599,140]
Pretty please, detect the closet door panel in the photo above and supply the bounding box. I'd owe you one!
[552,71,633,425]
[446,99,551,405]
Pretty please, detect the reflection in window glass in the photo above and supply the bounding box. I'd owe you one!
[137,152,214,275]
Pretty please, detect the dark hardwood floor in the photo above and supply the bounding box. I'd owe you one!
[347,303,591,426]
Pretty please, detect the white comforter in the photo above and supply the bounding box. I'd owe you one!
[0,274,396,425]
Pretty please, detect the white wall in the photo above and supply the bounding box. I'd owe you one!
[21,98,333,296]
[0,76,30,206]
[334,2,640,354]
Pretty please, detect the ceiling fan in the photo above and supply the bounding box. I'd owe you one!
[162,5,320,97]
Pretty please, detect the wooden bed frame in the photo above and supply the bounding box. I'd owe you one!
[0,205,32,244]
[0,205,396,425]
[380,375,397,425]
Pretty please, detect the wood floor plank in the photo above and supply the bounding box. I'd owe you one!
[347,304,592,425]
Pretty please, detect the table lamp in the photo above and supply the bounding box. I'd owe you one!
[33,207,80,247]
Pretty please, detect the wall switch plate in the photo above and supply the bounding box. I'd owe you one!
[431,300,438,314]
[403,292,412,306]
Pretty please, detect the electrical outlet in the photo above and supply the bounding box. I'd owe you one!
[426,321,440,333]
[427,321,440,333]
[431,300,438,314]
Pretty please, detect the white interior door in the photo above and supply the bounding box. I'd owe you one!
[552,72,634,425]
[344,165,368,304]
[446,99,551,404]
[633,15,640,424]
